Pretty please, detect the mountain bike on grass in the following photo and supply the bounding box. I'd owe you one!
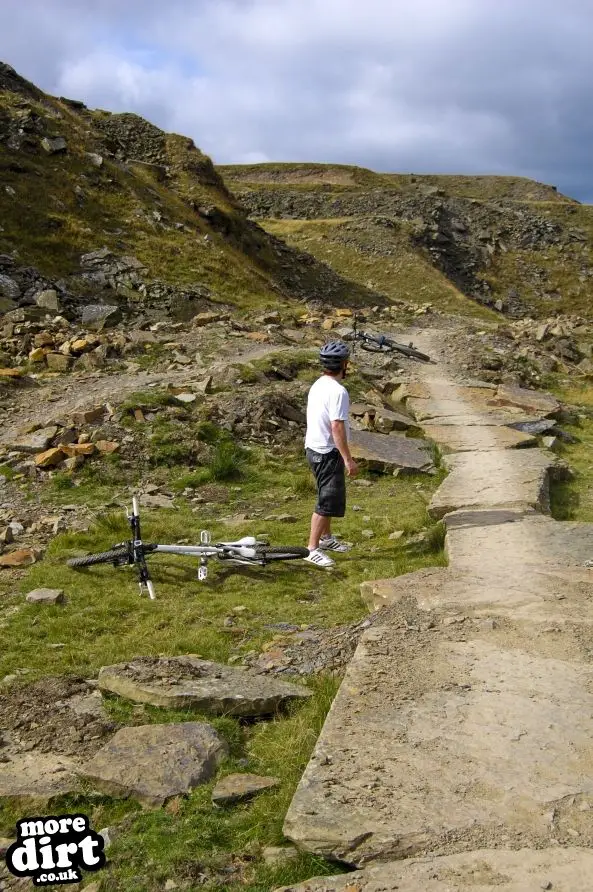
[66,497,309,600]
[344,315,432,362]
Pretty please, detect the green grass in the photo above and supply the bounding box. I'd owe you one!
[0,443,446,890]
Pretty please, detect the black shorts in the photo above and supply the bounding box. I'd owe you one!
[306,448,346,517]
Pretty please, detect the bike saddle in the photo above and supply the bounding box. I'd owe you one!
[218,536,258,547]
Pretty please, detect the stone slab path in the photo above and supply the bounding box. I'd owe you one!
[280,329,593,889]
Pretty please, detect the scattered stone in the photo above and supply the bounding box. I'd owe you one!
[28,346,46,362]
[0,367,23,378]
[173,392,197,404]
[95,440,120,454]
[388,531,405,540]
[0,548,40,568]
[25,588,64,605]
[211,773,279,805]
[97,655,312,716]
[0,273,20,301]
[265,514,297,523]
[81,304,122,330]
[35,289,60,312]
[80,722,228,806]
[86,152,103,167]
[35,447,66,468]
[41,136,67,154]
[45,353,72,372]
[12,425,59,453]
[0,526,14,545]
[62,443,96,457]
[71,406,106,426]
[488,384,562,418]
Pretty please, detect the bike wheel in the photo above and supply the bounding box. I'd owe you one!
[388,342,431,362]
[67,546,130,568]
[361,342,388,353]
[254,545,310,561]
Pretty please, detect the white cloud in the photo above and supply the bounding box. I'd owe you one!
[1,0,592,198]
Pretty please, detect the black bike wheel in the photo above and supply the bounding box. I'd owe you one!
[67,546,130,568]
[254,545,310,561]
[389,342,431,362]
[361,342,389,353]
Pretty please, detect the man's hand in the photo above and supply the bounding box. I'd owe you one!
[345,458,359,477]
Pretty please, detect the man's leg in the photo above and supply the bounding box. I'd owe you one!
[308,512,331,551]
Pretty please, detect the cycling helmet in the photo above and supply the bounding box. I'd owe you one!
[319,340,350,370]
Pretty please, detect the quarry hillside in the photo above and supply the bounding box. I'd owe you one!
[219,162,593,320]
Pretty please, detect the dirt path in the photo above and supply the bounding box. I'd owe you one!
[0,339,296,446]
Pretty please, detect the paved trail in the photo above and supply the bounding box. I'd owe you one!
[279,328,593,891]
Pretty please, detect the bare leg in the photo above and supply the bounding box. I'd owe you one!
[308,513,331,550]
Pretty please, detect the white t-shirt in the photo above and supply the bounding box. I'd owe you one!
[305,374,350,454]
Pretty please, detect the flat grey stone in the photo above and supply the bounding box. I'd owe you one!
[349,429,433,473]
[283,621,593,864]
[428,448,555,518]
[211,772,279,805]
[35,289,60,311]
[488,384,561,417]
[273,848,593,891]
[41,136,67,154]
[81,304,122,329]
[11,425,58,453]
[0,753,81,806]
[25,587,64,605]
[98,655,311,716]
[422,423,536,451]
[80,722,228,806]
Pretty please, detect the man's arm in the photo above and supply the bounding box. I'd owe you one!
[331,420,358,476]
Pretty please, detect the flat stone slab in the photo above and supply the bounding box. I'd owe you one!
[11,425,58,453]
[0,754,81,806]
[80,722,228,806]
[273,847,593,891]
[283,622,593,864]
[211,772,279,805]
[407,398,531,423]
[446,513,593,574]
[428,448,555,518]
[422,423,536,451]
[349,429,433,473]
[98,655,311,716]
[488,384,561,417]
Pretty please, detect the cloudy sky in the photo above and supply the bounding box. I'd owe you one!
[1,0,592,200]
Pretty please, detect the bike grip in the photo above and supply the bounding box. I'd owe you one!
[132,496,139,515]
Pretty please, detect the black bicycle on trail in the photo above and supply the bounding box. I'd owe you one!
[344,316,432,362]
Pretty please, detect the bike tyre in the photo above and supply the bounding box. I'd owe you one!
[360,341,389,353]
[67,546,130,568]
[254,545,310,561]
[388,342,431,362]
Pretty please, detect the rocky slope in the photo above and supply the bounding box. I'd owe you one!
[220,163,593,319]
[0,62,385,327]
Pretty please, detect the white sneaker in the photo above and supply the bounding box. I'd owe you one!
[304,548,335,568]
[319,535,352,553]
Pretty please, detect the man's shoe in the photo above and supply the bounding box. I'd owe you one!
[319,535,352,553]
[304,548,335,568]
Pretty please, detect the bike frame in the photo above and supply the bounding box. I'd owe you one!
[124,498,271,599]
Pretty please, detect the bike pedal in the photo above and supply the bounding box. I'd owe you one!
[198,566,208,581]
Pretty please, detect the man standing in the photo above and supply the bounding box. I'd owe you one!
[304,340,358,568]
